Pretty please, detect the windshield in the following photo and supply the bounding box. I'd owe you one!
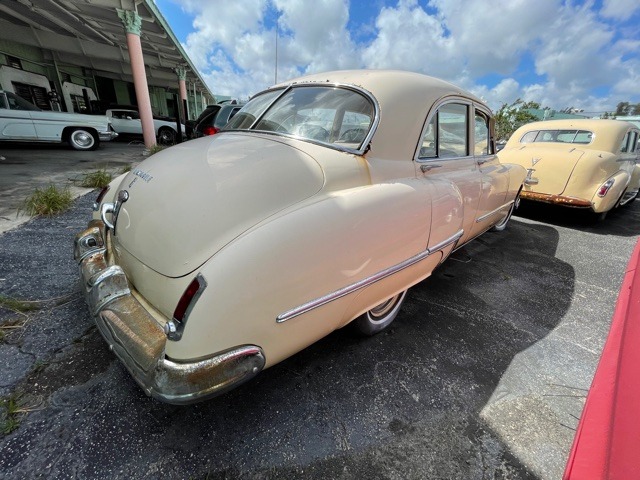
[224,85,375,151]
[4,92,41,111]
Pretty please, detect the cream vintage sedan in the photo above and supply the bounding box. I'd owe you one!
[498,119,640,220]
[74,70,526,404]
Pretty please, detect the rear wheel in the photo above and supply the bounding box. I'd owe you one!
[351,290,408,336]
[158,127,176,145]
[68,128,99,151]
[491,193,520,232]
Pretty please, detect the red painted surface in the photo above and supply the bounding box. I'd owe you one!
[564,238,640,479]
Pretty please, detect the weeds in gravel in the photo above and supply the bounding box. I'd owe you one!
[120,164,133,174]
[0,317,29,345]
[78,169,112,188]
[0,395,25,435]
[20,184,73,216]
[0,394,41,435]
[0,295,41,313]
[145,144,165,156]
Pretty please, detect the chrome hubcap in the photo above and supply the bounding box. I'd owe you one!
[369,294,400,319]
[73,131,93,147]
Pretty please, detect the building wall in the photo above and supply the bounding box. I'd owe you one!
[0,37,207,120]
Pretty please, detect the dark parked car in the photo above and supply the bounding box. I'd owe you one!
[193,103,244,138]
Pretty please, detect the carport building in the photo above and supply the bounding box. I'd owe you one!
[0,0,215,146]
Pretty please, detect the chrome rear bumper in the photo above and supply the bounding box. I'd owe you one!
[73,221,265,405]
[520,191,592,208]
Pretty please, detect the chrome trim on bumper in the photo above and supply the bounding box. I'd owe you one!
[476,200,515,223]
[99,131,119,141]
[74,222,265,404]
[276,229,464,323]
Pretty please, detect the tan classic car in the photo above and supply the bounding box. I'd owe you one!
[498,119,640,219]
[74,70,526,404]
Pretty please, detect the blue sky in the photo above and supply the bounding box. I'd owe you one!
[155,0,640,114]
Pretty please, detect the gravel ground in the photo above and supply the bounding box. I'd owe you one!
[0,195,638,480]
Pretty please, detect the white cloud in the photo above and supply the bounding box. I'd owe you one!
[173,0,639,112]
[361,0,458,77]
[600,0,640,19]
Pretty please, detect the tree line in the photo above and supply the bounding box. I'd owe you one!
[494,100,640,141]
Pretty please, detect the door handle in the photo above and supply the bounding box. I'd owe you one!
[420,164,442,172]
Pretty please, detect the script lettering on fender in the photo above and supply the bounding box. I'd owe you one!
[128,169,154,188]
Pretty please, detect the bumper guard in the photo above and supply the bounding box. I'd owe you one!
[73,221,265,404]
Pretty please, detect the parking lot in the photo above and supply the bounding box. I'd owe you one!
[0,143,638,479]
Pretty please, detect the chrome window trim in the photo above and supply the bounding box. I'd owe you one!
[227,82,380,156]
[473,106,494,157]
[276,229,464,323]
[414,97,476,164]
[246,86,290,130]
[476,200,515,223]
[520,129,596,146]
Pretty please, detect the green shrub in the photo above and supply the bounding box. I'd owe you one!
[21,185,73,217]
[79,169,112,188]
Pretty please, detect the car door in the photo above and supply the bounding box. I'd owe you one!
[415,100,482,246]
[111,110,142,134]
[0,92,37,140]
[471,107,511,236]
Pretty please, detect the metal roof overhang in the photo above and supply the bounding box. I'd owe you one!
[0,0,212,96]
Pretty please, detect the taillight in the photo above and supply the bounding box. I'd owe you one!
[165,274,207,341]
[203,126,219,136]
[93,185,110,211]
[597,179,615,197]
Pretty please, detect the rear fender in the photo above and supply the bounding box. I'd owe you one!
[165,180,450,367]
[591,171,630,213]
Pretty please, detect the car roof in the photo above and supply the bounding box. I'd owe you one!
[267,69,487,160]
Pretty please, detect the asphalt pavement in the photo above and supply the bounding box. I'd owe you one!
[0,144,639,479]
[0,140,146,234]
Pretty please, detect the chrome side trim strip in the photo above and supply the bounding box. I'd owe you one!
[276,229,464,323]
[476,200,514,223]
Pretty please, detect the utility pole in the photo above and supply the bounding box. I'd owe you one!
[274,20,278,85]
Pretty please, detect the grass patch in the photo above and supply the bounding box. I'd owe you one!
[1,395,24,435]
[0,394,41,435]
[145,144,165,156]
[120,164,133,174]
[20,184,73,216]
[0,295,41,313]
[78,169,112,188]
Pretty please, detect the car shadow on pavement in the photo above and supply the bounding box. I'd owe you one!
[0,198,591,480]
[515,198,640,237]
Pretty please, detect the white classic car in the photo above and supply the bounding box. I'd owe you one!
[0,90,117,150]
[105,109,186,144]
[74,70,526,404]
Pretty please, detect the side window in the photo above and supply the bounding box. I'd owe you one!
[0,95,7,109]
[419,103,469,159]
[439,104,468,157]
[520,131,538,143]
[627,132,637,153]
[474,110,490,155]
[574,130,593,144]
[620,132,631,153]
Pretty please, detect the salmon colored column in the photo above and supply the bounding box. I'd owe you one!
[175,66,188,121]
[117,9,156,148]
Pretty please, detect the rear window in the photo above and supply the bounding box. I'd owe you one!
[225,85,375,152]
[519,129,593,145]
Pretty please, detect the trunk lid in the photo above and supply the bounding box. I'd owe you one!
[500,144,584,195]
[112,133,325,277]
